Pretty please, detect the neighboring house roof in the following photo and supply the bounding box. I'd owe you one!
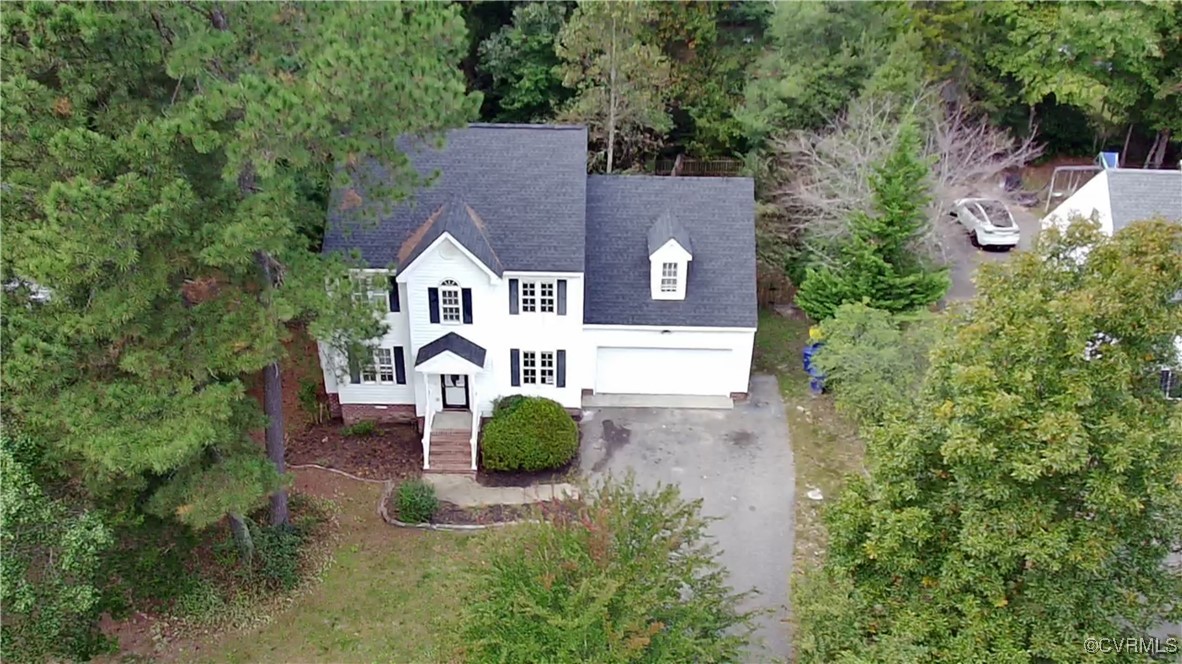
[646,210,693,257]
[585,176,757,327]
[323,124,588,272]
[1043,168,1182,236]
[415,332,487,368]
[397,195,503,275]
[1105,169,1182,232]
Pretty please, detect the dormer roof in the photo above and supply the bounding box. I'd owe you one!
[646,210,693,257]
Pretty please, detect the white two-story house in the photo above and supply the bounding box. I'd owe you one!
[317,124,757,473]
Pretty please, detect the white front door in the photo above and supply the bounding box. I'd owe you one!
[441,374,469,409]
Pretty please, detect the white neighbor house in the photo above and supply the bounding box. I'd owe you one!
[317,124,757,473]
[1041,165,1182,402]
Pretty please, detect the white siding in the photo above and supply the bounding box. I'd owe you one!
[318,279,415,405]
[1043,171,1113,236]
[398,235,586,416]
[584,327,755,396]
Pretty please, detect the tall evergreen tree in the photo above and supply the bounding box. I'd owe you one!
[796,220,1182,663]
[794,121,949,320]
[2,2,477,544]
[556,0,672,173]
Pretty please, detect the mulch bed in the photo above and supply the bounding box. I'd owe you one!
[393,499,583,526]
[475,458,578,488]
[286,422,422,481]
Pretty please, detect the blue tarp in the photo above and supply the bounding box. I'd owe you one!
[802,342,826,395]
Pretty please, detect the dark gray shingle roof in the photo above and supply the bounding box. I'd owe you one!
[1107,169,1182,233]
[397,195,504,275]
[323,124,587,272]
[584,176,757,327]
[646,210,693,256]
[415,332,487,368]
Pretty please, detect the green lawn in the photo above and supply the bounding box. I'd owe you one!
[180,476,489,664]
[753,309,865,571]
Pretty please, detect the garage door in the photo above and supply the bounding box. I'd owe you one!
[595,347,733,396]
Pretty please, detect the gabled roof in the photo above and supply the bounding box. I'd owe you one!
[1105,169,1182,232]
[415,332,487,368]
[323,124,588,272]
[646,210,693,257]
[585,176,757,328]
[397,195,503,275]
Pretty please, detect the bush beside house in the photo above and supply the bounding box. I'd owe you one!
[481,396,578,472]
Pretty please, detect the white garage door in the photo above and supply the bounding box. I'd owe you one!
[595,347,733,396]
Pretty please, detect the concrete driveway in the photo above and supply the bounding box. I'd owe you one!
[579,375,795,662]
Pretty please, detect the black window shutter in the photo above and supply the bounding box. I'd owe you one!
[509,279,519,315]
[428,287,440,324]
[462,288,473,324]
[347,350,361,384]
[556,350,566,388]
[388,276,400,312]
[394,347,406,385]
[510,349,520,387]
[557,279,567,316]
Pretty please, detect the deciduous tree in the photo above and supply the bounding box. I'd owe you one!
[797,220,1182,663]
[478,2,571,123]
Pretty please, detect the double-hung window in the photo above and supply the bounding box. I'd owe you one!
[439,279,462,323]
[352,274,388,310]
[1163,369,1181,400]
[519,280,555,314]
[521,351,555,385]
[361,348,397,384]
[660,263,678,293]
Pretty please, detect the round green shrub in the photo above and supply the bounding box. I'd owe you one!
[395,479,438,524]
[481,396,578,472]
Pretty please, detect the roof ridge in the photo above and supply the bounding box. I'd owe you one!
[467,123,586,131]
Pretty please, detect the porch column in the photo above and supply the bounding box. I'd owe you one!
[422,373,433,470]
[468,375,478,470]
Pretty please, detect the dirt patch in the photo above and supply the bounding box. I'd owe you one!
[396,499,582,526]
[287,422,422,481]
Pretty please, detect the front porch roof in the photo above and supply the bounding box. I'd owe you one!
[415,332,487,373]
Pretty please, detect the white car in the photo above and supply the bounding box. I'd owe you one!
[951,197,1020,249]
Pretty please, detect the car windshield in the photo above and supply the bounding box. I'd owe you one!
[975,200,1014,228]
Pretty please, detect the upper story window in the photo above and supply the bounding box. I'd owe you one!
[1163,369,1181,400]
[520,280,556,314]
[660,263,678,293]
[352,274,388,310]
[439,279,462,324]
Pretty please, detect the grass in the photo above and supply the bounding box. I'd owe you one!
[179,476,490,664]
[753,308,866,572]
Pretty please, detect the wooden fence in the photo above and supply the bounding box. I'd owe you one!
[653,156,744,177]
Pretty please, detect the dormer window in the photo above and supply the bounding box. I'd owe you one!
[647,211,693,301]
[660,263,678,293]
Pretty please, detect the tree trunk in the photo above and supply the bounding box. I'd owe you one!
[606,13,617,175]
[256,252,290,527]
[1119,123,1134,166]
[1026,104,1036,135]
[1143,129,1171,169]
[228,512,253,563]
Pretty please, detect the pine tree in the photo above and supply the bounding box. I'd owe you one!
[796,220,1182,662]
[794,121,950,320]
[556,0,672,173]
[1,3,476,544]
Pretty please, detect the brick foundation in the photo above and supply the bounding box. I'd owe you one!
[341,403,416,425]
[729,392,749,402]
[327,393,342,419]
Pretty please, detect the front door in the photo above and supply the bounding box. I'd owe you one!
[441,374,469,409]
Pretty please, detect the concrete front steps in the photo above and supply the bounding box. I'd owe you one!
[425,429,475,476]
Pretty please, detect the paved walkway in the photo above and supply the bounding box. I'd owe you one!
[422,474,579,507]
